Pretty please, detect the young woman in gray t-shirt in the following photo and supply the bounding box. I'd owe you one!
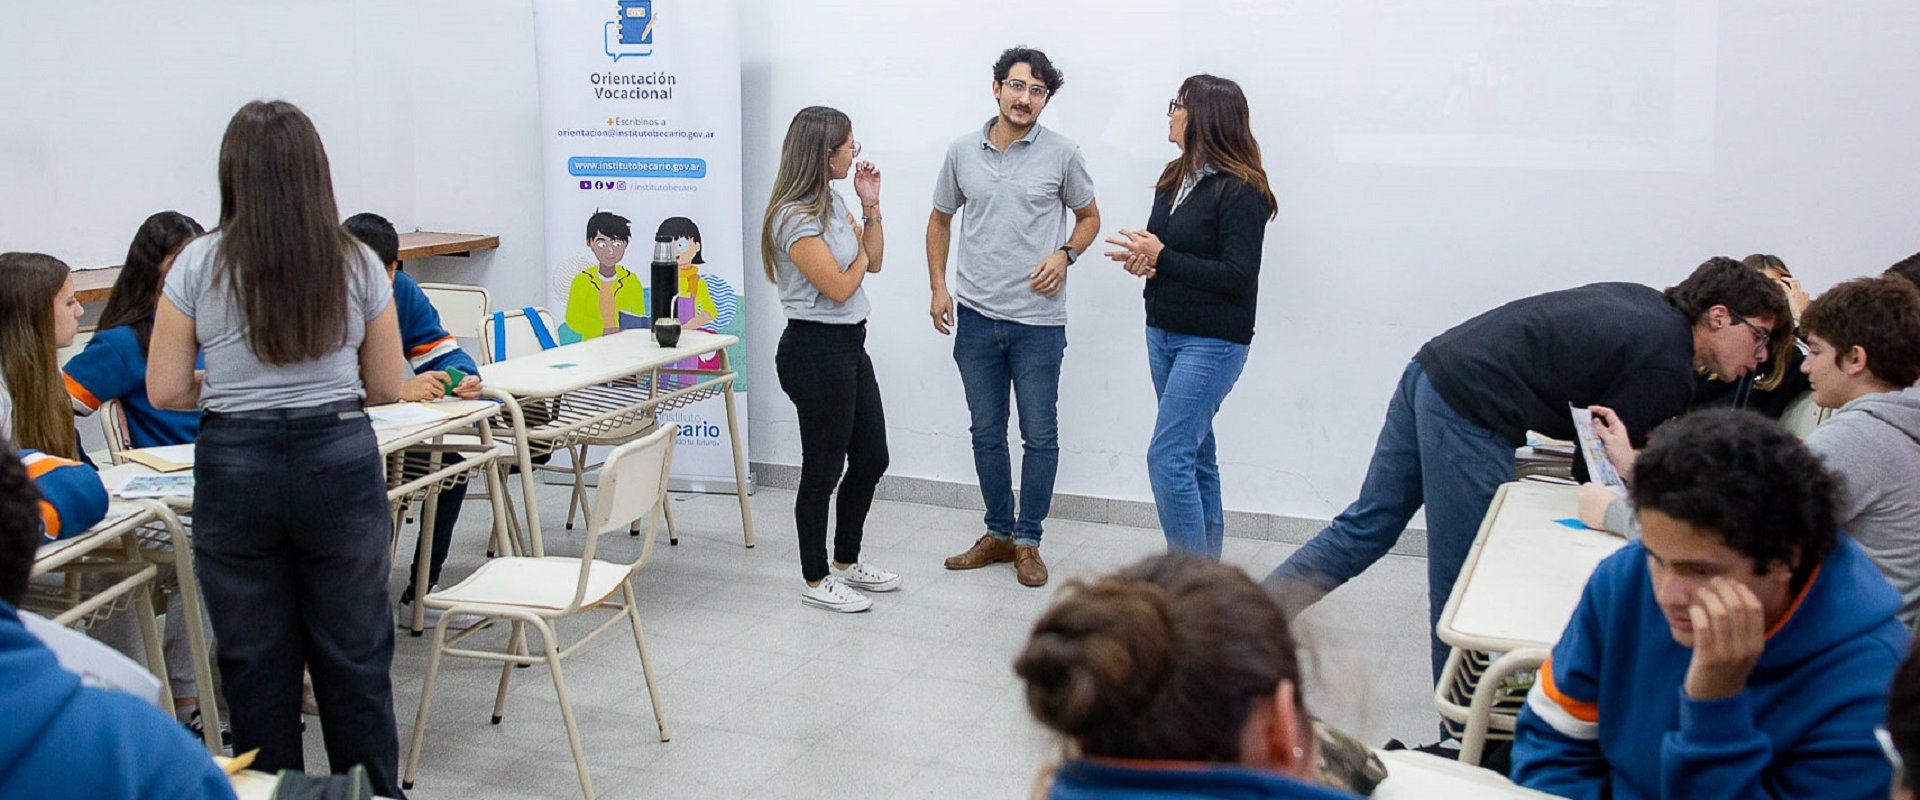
[759,105,900,613]
[149,100,411,796]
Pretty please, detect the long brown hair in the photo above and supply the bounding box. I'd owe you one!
[97,211,205,353]
[1014,554,1307,762]
[214,100,358,365]
[759,106,851,283]
[0,253,78,458]
[1157,75,1276,218]
[1737,253,1795,391]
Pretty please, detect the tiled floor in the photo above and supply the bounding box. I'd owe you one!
[316,482,1437,799]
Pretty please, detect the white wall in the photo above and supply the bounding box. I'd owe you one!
[7,1,1919,522]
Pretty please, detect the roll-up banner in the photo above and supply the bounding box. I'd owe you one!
[533,0,748,492]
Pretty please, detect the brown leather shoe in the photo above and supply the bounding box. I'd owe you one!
[944,534,1015,570]
[1014,545,1048,587]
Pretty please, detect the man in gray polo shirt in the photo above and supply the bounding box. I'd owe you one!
[928,46,1099,588]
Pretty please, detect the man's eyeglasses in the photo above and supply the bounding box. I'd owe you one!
[827,141,863,159]
[1167,99,1185,116]
[1730,311,1773,358]
[1001,78,1051,100]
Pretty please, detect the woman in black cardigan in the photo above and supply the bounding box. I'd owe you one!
[1105,74,1277,558]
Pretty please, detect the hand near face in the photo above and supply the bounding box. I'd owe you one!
[1777,276,1810,322]
[853,161,882,207]
[1682,577,1768,701]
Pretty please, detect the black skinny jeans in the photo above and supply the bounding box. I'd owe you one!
[775,320,889,583]
[193,402,405,798]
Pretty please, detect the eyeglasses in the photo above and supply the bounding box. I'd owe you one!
[1167,99,1185,116]
[1001,78,1051,100]
[1729,311,1773,358]
[828,140,862,159]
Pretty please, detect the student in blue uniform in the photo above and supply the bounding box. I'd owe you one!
[1513,409,1908,800]
[344,212,484,629]
[20,448,107,541]
[64,212,206,448]
[0,440,237,800]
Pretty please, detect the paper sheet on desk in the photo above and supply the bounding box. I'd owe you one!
[1569,406,1627,494]
[368,402,455,430]
[122,444,195,473]
[115,474,194,498]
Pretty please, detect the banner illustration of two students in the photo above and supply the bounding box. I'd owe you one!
[534,0,747,490]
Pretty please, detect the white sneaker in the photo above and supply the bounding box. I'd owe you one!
[801,576,873,613]
[400,590,488,632]
[833,561,902,593]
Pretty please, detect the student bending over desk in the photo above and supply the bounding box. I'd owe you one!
[1513,410,1907,800]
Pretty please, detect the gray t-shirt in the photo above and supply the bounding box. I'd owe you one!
[772,190,869,324]
[932,119,1095,326]
[162,232,392,413]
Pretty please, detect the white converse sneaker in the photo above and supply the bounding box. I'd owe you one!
[801,576,873,613]
[833,561,902,593]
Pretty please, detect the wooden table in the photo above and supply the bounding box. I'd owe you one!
[72,231,500,302]
[1431,481,1628,765]
[481,328,753,551]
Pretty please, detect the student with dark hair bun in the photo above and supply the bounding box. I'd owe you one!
[1015,554,1360,799]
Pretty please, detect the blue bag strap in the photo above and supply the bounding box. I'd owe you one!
[522,306,558,351]
[491,311,509,362]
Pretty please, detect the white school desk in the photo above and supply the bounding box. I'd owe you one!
[30,499,224,752]
[100,400,518,637]
[1373,749,1568,798]
[479,328,753,550]
[1432,481,1629,765]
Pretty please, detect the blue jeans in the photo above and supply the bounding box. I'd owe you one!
[1264,360,1514,684]
[953,304,1066,547]
[1146,327,1250,559]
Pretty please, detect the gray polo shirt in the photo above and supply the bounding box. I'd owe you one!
[933,119,1095,326]
[772,189,869,324]
[162,232,392,413]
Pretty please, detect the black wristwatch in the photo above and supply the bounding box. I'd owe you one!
[1058,245,1078,264]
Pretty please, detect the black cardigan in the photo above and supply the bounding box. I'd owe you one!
[1142,172,1271,345]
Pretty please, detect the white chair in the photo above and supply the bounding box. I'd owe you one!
[402,426,674,800]
[95,399,133,464]
[1780,390,1833,438]
[417,281,491,343]
[482,307,674,540]
[55,328,94,367]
